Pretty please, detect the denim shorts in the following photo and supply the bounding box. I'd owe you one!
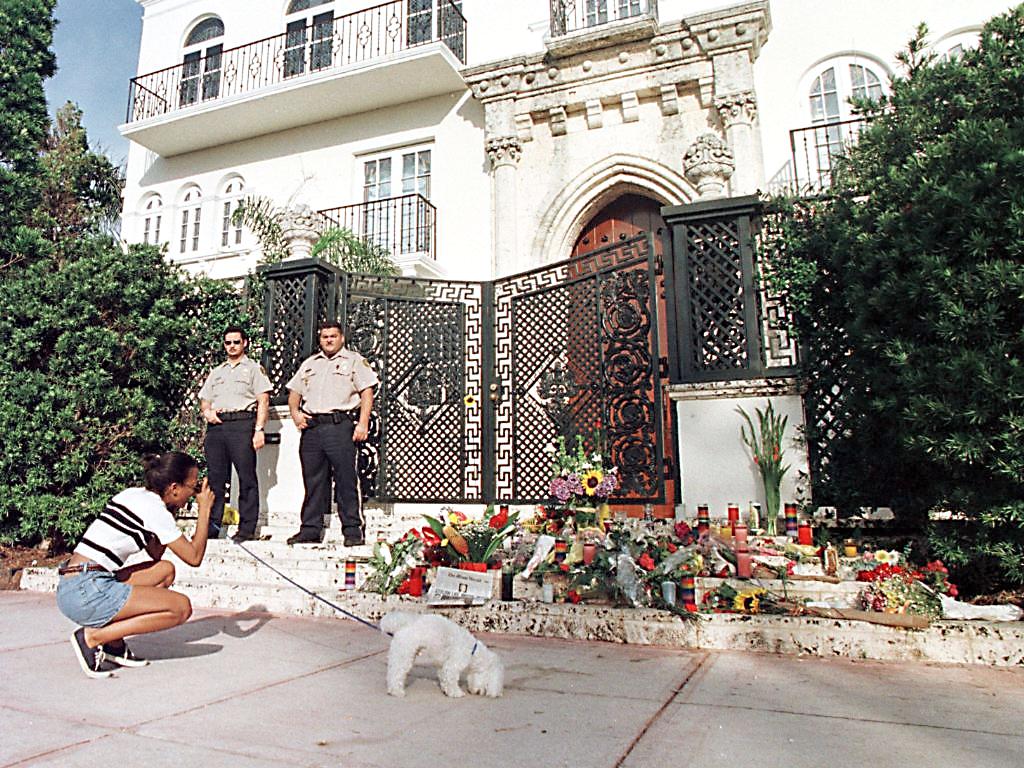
[56,568,132,628]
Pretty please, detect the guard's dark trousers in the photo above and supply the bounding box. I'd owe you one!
[297,420,363,540]
[204,420,259,537]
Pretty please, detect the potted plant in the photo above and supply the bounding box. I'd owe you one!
[737,401,790,536]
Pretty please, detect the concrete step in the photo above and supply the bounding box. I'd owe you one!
[179,541,375,588]
[190,504,432,545]
[164,575,364,618]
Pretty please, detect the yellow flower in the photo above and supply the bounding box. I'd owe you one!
[733,588,766,613]
[874,550,890,564]
[580,469,604,496]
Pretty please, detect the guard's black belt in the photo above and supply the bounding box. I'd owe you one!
[217,410,256,422]
[309,410,359,424]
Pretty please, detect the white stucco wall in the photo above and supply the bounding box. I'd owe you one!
[674,391,807,519]
[122,89,488,280]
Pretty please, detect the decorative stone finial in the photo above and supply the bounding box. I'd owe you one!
[280,204,321,261]
[683,133,735,199]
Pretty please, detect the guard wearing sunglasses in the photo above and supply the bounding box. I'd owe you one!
[198,326,272,542]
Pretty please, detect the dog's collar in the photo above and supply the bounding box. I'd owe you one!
[471,641,478,656]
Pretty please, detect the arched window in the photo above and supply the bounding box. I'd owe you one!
[180,17,224,107]
[286,0,332,12]
[807,59,884,125]
[800,56,887,189]
[934,28,982,62]
[140,194,163,246]
[219,177,246,249]
[284,1,334,77]
[185,17,224,45]
[178,186,203,254]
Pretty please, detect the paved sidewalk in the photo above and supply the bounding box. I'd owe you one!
[3,591,1023,768]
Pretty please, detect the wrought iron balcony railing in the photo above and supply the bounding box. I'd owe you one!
[318,194,437,262]
[786,116,869,196]
[127,0,467,124]
[549,0,657,37]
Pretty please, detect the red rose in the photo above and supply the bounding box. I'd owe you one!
[667,542,678,553]
[948,584,958,597]
[567,589,582,604]
[638,553,656,571]
[559,562,570,572]
[489,509,508,529]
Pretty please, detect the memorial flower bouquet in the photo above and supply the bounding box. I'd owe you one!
[548,433,620,519]
[364,533,423,595]
[856,563,945,620]
[423,506,519,567]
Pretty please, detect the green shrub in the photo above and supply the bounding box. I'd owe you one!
[762,7,1024,587]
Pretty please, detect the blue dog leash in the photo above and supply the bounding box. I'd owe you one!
[233,540,385,634]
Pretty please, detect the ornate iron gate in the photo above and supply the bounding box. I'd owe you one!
[261,234,668,504]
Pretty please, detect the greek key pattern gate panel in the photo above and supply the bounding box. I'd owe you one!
[343,274,485,502]
[493,235,665,503]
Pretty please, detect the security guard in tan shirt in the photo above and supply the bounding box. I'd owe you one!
[198,326,272,542]
[285,321,379,546]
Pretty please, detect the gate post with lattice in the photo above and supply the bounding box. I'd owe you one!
[259,257,344,405]
[660,195,808,517]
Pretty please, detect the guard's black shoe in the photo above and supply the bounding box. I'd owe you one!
[343,536,365,547]
[70,628,114,679]
[287,531,321,545]
[102,639,149,668]
[231,531,258,543]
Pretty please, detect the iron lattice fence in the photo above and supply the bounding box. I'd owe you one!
[342,274,486,502]
[260,235,667,504]
[493,236,664,502]
[662,196,800,383]
[757,205,849,500]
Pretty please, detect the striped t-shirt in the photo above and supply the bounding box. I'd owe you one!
[73,487,183,572]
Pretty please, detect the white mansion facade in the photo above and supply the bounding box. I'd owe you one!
[119,0,1011,515]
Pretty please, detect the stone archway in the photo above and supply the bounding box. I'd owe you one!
[531,153,695,267]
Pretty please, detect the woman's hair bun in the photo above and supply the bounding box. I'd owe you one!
[142,453,163,470]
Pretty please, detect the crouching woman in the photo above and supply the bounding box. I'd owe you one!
[56,451,215,678]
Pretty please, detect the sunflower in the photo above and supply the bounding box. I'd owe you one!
[733,588,766,613]
[580,469,604,496]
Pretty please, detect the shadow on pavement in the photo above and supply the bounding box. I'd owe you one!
[131,605,273,660]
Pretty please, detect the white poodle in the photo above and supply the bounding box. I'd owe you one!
[380,612,504,698]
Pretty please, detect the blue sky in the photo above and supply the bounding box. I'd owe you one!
[45,0,143,166]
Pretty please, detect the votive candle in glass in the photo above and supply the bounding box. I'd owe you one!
[784,502,799,538]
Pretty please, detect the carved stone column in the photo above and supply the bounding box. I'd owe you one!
[486,135,523,275]
[280,204,321,261]
[715,91,759,195]
[683,133,735,199]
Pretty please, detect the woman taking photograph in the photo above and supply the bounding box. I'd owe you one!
[56,451,214,678]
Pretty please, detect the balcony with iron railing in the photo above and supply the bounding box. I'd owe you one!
[122,0,467,157]
[766,117,870,197]
[548,0,658,42]
[318,194,439,276]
